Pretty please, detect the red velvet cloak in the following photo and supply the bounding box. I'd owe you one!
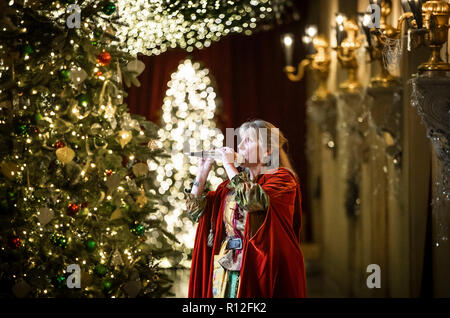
[188,167,307,298]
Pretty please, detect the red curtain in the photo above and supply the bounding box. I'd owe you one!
[126,18,311,241]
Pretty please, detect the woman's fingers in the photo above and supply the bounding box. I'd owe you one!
[219,147,235,164]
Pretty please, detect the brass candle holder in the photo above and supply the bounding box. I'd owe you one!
[334,17,363,92]
[284,35,331,101]
[363,0,400,87]
[419,0,450,74]
[385,0,449,75]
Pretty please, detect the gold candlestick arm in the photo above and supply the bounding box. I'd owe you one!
[283,59,311,82]
[283,34,331,100]
[334,18,362,92]
[366,0,400,87]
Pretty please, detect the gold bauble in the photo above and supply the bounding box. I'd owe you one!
[116,130,132,148]
[56,147,75,165]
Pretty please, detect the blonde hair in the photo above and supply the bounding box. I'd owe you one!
[238,119,296,176]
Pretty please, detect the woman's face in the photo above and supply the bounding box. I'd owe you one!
[238,129,266,167]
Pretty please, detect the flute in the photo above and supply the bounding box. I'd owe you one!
[184,149,245,164]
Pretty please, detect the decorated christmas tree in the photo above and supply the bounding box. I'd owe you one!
[150,58,226,266]
[0,1,180,298]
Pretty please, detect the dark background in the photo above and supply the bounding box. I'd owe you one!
[125,1,312,241]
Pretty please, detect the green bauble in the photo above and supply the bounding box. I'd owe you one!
[60,69,71,82]
[103,280,112,290]
[131,223,145,236]
[85,239,97,252]
[77,94,89,108]
[102,2,116,15]
[91,41,98,47]
[94,264,107,277]
[52,275,66,288]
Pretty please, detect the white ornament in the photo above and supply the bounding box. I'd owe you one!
[70,68,88,84]
[126,59,145,76]
[56,147,75,165]
[37,207,54,226]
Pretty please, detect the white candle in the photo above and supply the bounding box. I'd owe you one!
[281,33,294,66]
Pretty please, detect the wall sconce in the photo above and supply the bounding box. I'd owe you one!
[282,25,331,101]
[360,0,399,87]
[333,14,363,92]
[419,1,450,74]
[388,0,449,75]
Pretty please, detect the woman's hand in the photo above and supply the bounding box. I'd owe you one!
[217,147,239,180]
[198,157,214,177]
[217,147,236,165]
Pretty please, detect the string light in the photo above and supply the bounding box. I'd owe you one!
[108,0,291,55]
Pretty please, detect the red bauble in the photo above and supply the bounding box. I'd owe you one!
[55,140,64,149]
[96,52,111,66]
[105,169,113,176]
[67,203,80,216]
[8,236,21,248]
[95,70,103,77]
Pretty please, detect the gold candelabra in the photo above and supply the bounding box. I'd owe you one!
[283,35,331,101]
[419,0,450,74]
[334,17,363,92]
[385,0,449,75]
[364,0,400,87]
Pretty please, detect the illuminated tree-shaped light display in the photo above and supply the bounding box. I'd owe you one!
[149,59,226,267]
